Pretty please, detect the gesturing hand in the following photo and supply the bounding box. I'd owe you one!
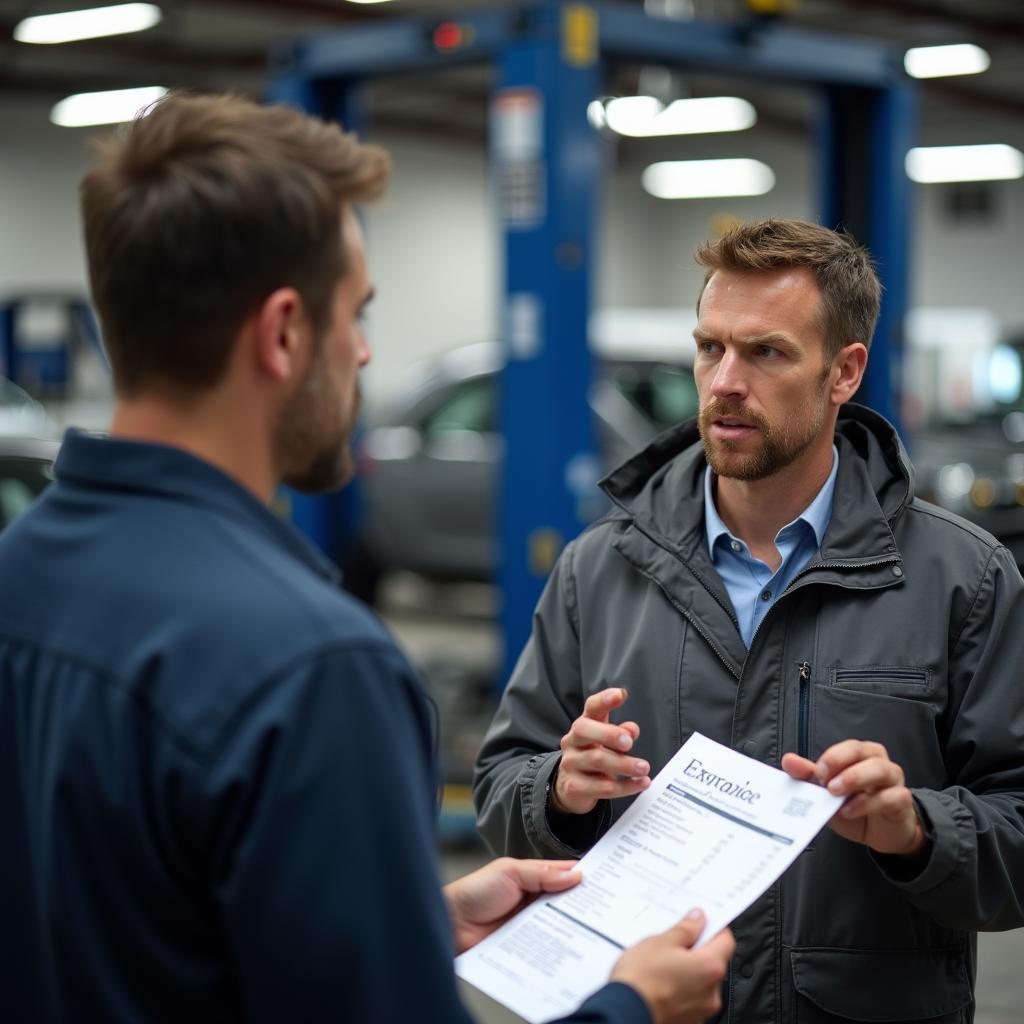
[781,739,927,857]
[551,688,651,816]
[444,857,582,955]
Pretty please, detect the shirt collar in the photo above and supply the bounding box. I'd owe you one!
[704,445,840,553]
[55,428,342,585]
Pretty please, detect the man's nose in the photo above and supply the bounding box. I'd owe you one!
[357,333,371,368]
[709,350,747,400]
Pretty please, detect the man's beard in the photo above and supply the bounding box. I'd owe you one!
[275,352,359,494]
[698,387,827,482]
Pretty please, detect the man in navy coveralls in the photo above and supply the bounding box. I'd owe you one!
[0,91,733,1024]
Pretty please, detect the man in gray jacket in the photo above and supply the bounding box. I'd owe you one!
[475,218,1024,1023]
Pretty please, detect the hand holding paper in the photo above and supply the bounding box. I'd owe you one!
[445,858,582,955]
[609,910,734,1024]
[457,733,844,1023]
[781,739,927,857]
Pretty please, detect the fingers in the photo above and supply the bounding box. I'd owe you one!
[561,738,650,779]
[813,739,890,785]
[703,927,737,966]
[666,908,706,948]
[780,752,817,781]
[582,687,629,722]
[825,755,902,798]
[555,688,648,815]
[563,715,637,752]
[663,914,734,968]
[504,858,582,895]
[839,786,914,821]
[556,769,651,810]
[611,915,732,1022]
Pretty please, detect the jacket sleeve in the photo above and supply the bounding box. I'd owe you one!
[198,642,482,1024]
[201,641,649,1024]
[550,983,651,1024]
[873,544,1024,930]
[474,541,613,859]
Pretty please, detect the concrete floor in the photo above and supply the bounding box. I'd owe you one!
[382,578,1024,1024]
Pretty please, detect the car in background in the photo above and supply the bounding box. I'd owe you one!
[345,329,697,603]
[0,378,48,437]
[911,334,1024,570]
[0,435,59,531]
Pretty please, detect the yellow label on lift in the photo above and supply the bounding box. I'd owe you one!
[563,5,598,68]
[529,528,565,575]
[746,0,798,13]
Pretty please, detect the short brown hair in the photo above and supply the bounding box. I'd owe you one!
[81,91,389,395]
[694,218,881,362]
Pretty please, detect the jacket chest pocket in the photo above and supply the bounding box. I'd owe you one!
[830,666,932,696]
[789,947,971,1024]
[799,666,946,786]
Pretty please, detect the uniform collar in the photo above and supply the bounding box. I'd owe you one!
[55,428,342,585]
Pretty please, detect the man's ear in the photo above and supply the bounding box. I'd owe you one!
[829,342,868,406]
[252,287,309,382]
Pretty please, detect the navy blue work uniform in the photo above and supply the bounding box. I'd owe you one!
[0,430,648,1024]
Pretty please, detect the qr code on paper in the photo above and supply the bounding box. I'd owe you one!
[783,797,813,818]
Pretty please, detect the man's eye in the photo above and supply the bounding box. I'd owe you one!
[755,345,780,359]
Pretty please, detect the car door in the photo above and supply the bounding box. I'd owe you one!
[367,373,501,581]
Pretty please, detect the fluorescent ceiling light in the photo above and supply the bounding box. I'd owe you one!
[904,43,990,79]
[605,95,663,134]
[50,86,168,127]
[606,95,756,137]
[642,159,775,199]
[14,3,161,45]
[905,144,1024,184]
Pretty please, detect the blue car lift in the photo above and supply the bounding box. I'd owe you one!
[268,3,914,836]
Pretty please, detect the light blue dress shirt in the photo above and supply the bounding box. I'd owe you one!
[704,447,839,649]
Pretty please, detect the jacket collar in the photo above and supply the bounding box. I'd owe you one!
[54,428,342,585]
[601,403,913,567]
[599,405,911,676]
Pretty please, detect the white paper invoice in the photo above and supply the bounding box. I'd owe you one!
[455,732,844,1023]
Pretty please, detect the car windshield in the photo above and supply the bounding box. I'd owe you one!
[414,360,699,439]
[609,364,699,433]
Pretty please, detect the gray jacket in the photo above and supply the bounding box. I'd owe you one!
[474,404,1024,1024]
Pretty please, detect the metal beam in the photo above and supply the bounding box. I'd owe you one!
[828,0,1024,45]
[595,4,903,87]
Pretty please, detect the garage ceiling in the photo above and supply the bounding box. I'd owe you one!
[0,0,1021,147]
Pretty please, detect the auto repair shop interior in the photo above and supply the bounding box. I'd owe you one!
[1,1,1023,1021]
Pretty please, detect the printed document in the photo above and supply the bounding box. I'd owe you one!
[455,732,843,1023]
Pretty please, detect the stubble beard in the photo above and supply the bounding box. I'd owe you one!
[698,383,828,482]
[276,349,359,494]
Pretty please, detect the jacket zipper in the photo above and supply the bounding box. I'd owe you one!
[671,589,739,679]
[746,554,901,651]
[797,661,811,759]
[787,554,902,589]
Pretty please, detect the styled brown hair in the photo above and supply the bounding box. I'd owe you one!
[80,91,389,395]
[694,218,881,362]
